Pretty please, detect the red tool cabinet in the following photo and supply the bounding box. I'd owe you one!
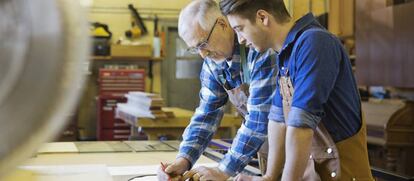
[96,68,145,140]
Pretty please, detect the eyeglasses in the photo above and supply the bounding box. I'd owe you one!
[187,19,218,54]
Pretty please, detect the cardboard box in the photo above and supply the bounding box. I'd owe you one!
[111,44,152,57]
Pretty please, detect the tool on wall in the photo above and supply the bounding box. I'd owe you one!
[125,4,148,39]
[153,15,161,57]
[91,22,112,56]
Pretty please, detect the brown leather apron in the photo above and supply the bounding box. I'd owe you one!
[213,45,269,175]
[279,66,374,180]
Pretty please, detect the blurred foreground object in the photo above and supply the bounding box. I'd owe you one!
[0,0,89,177]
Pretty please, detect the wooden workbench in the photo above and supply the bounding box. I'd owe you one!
[3,141,217,181]
[121,107,243,140]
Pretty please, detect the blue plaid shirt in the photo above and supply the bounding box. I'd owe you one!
[177,44,277,176]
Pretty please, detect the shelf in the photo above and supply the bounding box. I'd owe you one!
[92,56,163,62]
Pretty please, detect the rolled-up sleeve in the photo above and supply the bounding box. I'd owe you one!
[268,83,284,122]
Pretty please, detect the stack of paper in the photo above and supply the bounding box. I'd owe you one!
[126,92,164,108]
[116,91,167,119]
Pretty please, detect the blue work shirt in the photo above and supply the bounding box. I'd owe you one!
[268,13,361,142]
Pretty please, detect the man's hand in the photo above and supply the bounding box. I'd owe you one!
[189,166,230,181]
[157,157,191,181]
[234,174,273,181]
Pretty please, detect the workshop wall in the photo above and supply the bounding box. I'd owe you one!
[88,0,192,94]
[89,0,191,44]
[78,0,191,140]
[86,0,330,96]
[291,0,328,19]
[79,0,345,140]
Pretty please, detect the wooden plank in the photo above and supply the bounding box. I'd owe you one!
[74,141,132,153]
[13,147,221,181]
[123,141,176,152]
[37,142,79,154]
[161,140,181,150]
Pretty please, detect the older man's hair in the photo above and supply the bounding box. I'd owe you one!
[220,0,290,24]
[178,0,222,39]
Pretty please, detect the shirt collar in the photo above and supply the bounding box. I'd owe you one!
[281,13,320,52]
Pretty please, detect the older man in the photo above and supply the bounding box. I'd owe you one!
[157,0,277,180]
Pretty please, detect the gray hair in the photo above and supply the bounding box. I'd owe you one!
[178,0,223,40]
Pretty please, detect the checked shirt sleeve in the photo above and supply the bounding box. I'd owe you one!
[218,49,277,176]
[177,61,229,166]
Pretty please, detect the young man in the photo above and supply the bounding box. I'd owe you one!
[157,0,277,180]
[220,0,374,180]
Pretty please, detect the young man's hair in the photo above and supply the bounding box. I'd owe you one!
[220,0,291,24]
